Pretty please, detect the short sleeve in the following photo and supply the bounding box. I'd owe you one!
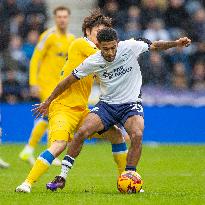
[125,39,149,57]
[72,57,95,80]
[82,41,98,57]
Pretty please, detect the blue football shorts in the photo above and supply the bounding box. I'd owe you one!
[90,101,144,134]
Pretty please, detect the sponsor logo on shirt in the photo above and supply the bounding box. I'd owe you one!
[102,66,133,79]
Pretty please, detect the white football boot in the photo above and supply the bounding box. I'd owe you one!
[139,188,145,193]
[15,182,31,193]
[0,158,10,168]
[19,145,35,165]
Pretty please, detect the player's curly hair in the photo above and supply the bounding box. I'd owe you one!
[82,9,112,37]
[97,27,118,43]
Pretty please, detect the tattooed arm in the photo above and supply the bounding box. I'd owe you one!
[150,37,191,51]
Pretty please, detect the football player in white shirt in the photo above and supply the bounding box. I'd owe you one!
[33,28,191,190]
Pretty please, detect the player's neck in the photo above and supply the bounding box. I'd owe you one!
[85,37,94,44]
[57,27,67,35]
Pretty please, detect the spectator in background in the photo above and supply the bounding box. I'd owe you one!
[8,35,28,88]
[16,0,31,12]
[0,20,10,52]
[2,69,21,104]
[164,0,193,37]
[191,61,205,90]
[9,35,28,69]
[25,0,47,23]
[148,51,169,86]
[166,46,191,73]
[98,0,141,10]
[24,0,47,36]
[185,0,202,16]
[140,0,163,29]
[123,6,142,40]
[171,62,188,89]
[190,42,205,66]
[102,0,126,38]
[143,18,170,42]
[9,12,25,38]
[3,0,20,19]
[22,30,39,61]
[126,5,141,23]
[192,8,205,42]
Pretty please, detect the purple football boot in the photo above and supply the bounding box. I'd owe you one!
[46,176,66,191]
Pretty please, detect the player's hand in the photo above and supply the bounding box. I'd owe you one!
[30,86,40,98]
[32,101,50,119]
[176,37,191,47]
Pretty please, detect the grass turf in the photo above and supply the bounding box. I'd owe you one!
[0,143,204,205]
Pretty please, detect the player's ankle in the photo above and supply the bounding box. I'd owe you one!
[125,165,136,172]
[25,144,34,153]
[24,180,32,187]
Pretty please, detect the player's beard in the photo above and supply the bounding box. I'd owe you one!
[102,52,116,62]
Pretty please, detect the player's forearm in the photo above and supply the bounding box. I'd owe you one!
[46,75,77,105]
[151,40,178,51]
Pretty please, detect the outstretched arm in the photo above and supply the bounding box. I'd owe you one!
[150,37,191,51]
[33,74,78,118]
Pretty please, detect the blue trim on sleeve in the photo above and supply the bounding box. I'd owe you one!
[112,142,127,152]
[72,70,80,80]
[136,37,152,50]
[40,150,55,165]
[42,115,48,121]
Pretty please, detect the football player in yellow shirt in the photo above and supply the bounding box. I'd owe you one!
[16,10,127,193]
[19,6,75,165]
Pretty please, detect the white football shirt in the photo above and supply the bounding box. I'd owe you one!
[72,39,149,104]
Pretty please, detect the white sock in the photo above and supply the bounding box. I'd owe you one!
[24,145,34,154]
[59,155,75,179]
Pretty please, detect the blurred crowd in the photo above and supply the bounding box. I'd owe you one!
[98,0,205,92]
[1,0,205,104]
[0,0,47,103]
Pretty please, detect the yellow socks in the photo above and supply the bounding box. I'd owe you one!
[28,119,48,148]
[25,150,55,185]
[112,143,128,174]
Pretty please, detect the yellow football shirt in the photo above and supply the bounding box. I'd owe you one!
[29,27,75,101]
[54,37,98,108]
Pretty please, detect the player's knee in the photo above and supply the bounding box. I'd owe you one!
[109,127,123,144]
[49,140,67,157]
[130,130,143,145]
[77,127,91,139]
[58,140,67,150]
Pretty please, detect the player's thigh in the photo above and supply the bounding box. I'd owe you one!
[78,113,105,137]
[76,109,102,139]
[102,125,124,144]
[124,115,144,137]
[49,106,82,143]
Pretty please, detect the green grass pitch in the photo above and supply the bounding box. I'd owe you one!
[0,143,205,205]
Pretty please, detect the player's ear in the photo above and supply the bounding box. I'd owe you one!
[85,28,91,37]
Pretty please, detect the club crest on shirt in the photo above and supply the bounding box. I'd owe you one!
[122,53,129,62]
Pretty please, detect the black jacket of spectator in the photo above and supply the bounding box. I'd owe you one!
[165,5,190,30]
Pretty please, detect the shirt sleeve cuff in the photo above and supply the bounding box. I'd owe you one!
[72,70,80,80]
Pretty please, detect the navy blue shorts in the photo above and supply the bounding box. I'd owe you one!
[90,101,144,134]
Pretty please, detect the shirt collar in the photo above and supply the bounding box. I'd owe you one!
[84,37,96,48]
